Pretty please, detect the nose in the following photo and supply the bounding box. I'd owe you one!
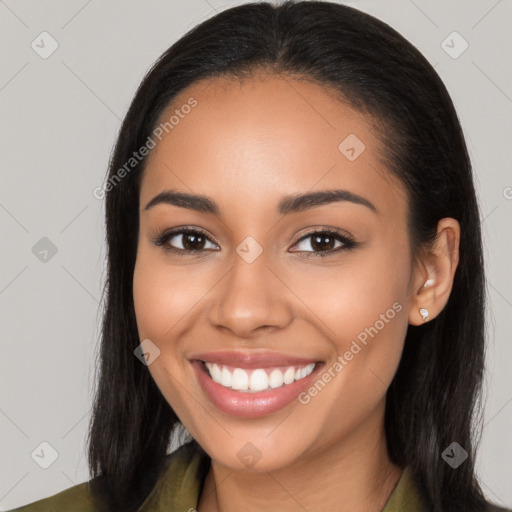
[207,251,294,339]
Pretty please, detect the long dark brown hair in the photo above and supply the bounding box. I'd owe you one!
[87,2,495,511]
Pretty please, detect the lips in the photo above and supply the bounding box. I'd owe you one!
[189,350,324,418]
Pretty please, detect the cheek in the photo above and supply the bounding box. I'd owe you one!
[288,236,411,348]
[292,243,411,420]
[132,262,178,341]
[132,247,191,399]
[132,245,207,341]
[132,251,238,446]
[132,248,199,418]
[131,245,214,395]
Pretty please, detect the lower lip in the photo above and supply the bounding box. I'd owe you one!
[191,359,324,418]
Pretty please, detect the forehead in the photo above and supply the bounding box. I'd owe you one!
[140,73,408,221]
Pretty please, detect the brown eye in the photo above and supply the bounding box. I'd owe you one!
[175,231,208,251]
[153,228,219,255]
[291,229,357,257]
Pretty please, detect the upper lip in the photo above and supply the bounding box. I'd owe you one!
[190,350,321,368]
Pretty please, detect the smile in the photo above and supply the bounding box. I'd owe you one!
[204,362,316,392]
[189,351,324,418]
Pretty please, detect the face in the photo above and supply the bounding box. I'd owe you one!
[133,73,417,472]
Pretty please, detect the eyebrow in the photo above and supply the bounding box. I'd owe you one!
[144,188,377,215]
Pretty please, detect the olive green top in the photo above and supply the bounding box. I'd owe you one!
[5,441,509,512]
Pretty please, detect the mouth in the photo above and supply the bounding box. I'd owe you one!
[201,360,317,392]
[189,352,325,418]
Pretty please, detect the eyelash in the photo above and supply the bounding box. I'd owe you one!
[152,226,358,259]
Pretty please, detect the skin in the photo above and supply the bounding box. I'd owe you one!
[132,72,460,512]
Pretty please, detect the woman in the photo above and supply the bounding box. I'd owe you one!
[8,1,510,511]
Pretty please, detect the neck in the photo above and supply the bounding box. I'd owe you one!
[197,400,403,512]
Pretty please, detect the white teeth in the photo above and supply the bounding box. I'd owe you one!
[283,367,295,385]
[203,362,317,392]
[231,368,248,390]
[220,366,232,387]
[207,362,222,384]
[249,369,269,391]
[268,368,284,388]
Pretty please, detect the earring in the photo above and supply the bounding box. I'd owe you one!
[423,278,434,288]
[419,308,429,322]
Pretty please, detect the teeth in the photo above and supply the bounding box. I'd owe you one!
[210,363,222,383]
[231,368,248,390]
[268,368,284,388]
[283,367,295,384]
[204,362,316,392]
[220,366,232,387]
[249,369,269,391]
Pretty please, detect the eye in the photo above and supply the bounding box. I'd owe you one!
[152,227,218,256]
[290,228,357,257]
[152,226,357,258]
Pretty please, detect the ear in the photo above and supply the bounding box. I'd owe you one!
[408,218,460,325]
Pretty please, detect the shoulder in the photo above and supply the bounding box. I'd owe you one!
[4,480,102,512]
[4,441,209,512]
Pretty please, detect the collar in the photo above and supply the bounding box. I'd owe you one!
[139,442,427,512]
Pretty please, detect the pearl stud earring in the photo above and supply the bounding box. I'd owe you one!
[419,308,429,322]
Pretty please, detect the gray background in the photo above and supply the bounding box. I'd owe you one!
[1,0,511,509]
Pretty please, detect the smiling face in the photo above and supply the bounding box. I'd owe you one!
[132,72,420,472]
